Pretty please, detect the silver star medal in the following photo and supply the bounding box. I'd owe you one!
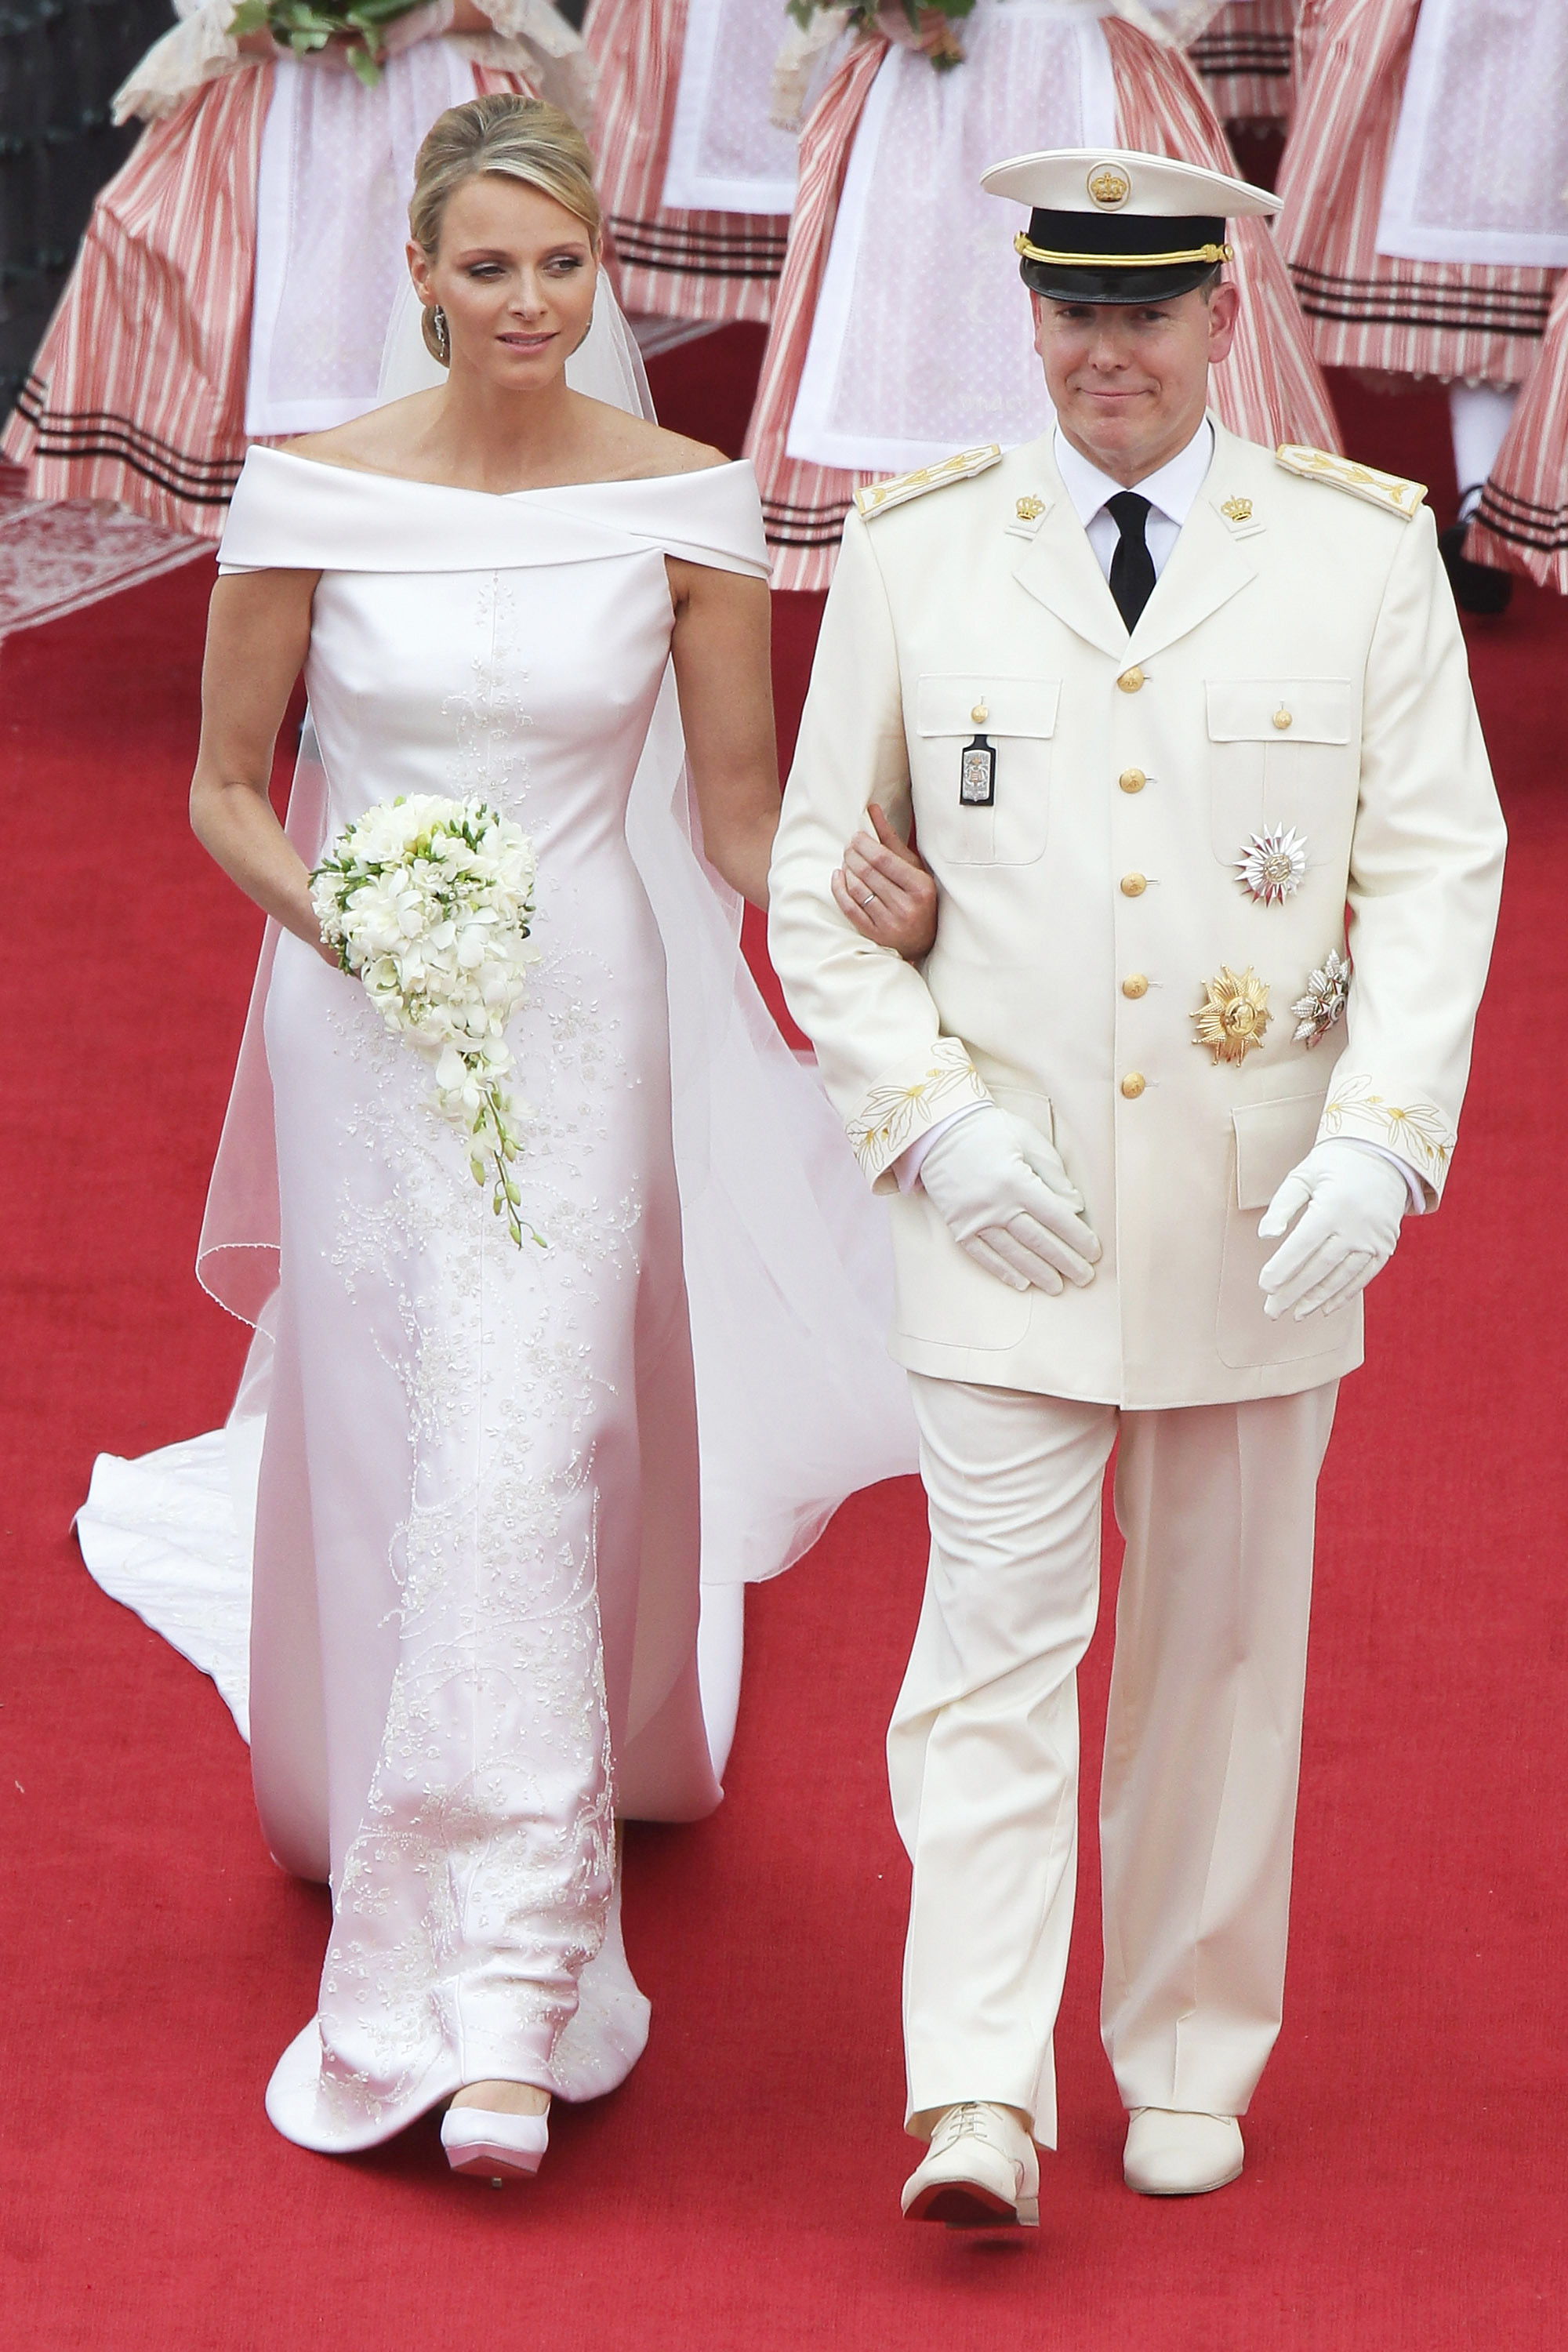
[1235,825,1307,905]
[1291,947,1350,1046]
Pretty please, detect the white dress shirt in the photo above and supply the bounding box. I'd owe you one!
[1053,416,1215,587]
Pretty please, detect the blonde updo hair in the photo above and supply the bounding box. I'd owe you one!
[409,94,601,364]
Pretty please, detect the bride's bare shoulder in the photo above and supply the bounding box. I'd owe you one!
[575,402,730,481]
[282,393,441,472]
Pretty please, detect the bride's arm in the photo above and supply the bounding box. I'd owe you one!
[667,557,780,910]
[669,553,938,953]
[189,568,332,958]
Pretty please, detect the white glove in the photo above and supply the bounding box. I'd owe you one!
[918,1104,1101,1295]
[1258,1139,1408,1321]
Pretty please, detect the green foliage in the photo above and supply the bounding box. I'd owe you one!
[783,0,980,41]
[228,0,426,85]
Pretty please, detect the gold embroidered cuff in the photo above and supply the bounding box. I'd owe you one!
[1319,1072,1454,1202]
[846,1043,989,1187]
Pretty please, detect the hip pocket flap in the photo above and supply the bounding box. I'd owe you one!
[916,674,1061,739]
[1207,679,1353,745]
[1232,1091,1327,1210]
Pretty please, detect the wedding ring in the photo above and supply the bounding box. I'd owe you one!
[862,891,876,909]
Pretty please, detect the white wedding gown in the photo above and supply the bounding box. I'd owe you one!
[85,434,916,2154]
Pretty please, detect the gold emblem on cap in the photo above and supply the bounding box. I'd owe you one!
[1192,965,1271,1066]
[1220,495,1253,523]
[1015,495,1044,521]
[1087,164,1131,210]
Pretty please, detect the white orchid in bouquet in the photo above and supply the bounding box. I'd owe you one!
[310,795,543,1248]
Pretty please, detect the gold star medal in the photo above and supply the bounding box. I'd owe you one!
[1192,965,1271,1065]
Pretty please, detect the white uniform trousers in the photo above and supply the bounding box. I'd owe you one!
[889,1374,1339,2143]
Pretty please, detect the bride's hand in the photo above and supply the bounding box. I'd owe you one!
[832,804,938,960]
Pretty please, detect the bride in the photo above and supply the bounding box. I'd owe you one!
[189,92,935,2181]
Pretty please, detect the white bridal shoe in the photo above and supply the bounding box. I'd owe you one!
[1123,2108,1243,2196]
[901,2103,1040,2228]
[441,2100,550,2185]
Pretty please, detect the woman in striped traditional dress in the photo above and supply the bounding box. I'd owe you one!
[742,0,1340,592]
[0,0,591,535]
[1276,0,1568,612]
[1186,0,1299,178]
[1187,1,1298,134]
[585,0,806,342]
[1466,276,1568,598]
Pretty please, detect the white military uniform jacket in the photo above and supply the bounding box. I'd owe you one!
[768,422,1506,1409]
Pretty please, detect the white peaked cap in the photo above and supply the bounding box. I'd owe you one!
[980,147,1281,220]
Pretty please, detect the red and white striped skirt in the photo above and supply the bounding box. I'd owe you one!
[1188,0,1298,127]
[586,0,788,327]
[1277,0,1559,383]
[1468,271,1568,592]
[0,58,530,539]
[745,20,1341,593]
[2,69,271,535]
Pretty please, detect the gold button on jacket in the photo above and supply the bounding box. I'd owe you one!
[1119,768,1145,793]
[1120,1073,1146,1099]
[1120,873,1147,898]
[768,423,1506,1408]
[1122,974,1149,999]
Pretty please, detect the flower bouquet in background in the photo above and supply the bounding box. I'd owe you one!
[784,1,982,70]
[228,0,434,86]
[310,796,543,1247]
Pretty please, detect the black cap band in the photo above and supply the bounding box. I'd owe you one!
[1016,208,1229,304]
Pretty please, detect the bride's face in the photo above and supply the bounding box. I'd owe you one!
[412,174,599,390]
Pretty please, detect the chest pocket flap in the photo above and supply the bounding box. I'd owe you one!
[1206,679,1353,745]
[916,675,1061,739]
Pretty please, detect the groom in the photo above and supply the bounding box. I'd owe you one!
[768,148,1505,2221]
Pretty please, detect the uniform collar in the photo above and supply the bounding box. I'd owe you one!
[1052,417,1215,532]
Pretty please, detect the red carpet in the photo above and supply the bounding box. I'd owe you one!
[1,335,1564,2348]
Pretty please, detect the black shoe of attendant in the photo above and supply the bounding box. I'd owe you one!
[1439,519,1514,614]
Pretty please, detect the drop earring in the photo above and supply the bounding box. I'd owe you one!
[433,304,450,366]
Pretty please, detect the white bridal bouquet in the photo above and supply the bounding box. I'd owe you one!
[310,796,542,1247]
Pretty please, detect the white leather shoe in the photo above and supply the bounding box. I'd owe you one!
[1123,2107,1243,2196]
[901,2103,1040,2228]
[441,2102,550,2184]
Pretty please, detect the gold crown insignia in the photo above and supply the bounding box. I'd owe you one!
[1087,165,1131,209]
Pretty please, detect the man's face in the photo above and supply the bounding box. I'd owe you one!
[1032,280,1239,485]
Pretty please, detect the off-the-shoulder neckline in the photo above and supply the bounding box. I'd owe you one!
[255,447,749,500]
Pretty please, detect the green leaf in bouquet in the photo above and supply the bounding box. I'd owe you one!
[350,0,430,26]
[347,41,383,83]
[228,0,269,32]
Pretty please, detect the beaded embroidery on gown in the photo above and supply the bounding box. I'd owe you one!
[187,446,912,2152]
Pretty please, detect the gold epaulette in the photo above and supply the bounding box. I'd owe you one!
[1275,444,1427,519]
[854,445,1003,520]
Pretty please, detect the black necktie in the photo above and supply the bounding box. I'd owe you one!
[1106,490,1156,633]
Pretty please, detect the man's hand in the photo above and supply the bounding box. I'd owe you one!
[1258,1140,1409,1321]
[919,1105,1101,1294]
[832,803,938,962]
